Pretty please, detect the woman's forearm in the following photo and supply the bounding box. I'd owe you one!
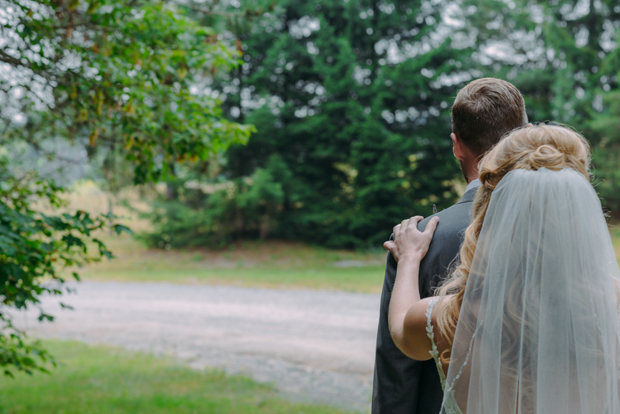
[388,256,422,351]
[384,215,439,359]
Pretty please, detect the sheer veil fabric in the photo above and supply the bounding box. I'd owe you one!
[442,168,620,414]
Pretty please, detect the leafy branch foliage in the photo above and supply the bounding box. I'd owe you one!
[0,158,131,376]
[142,158,284,249]
[2,0,253,182]
[0,0,254,375]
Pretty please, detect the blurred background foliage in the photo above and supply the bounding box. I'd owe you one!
[1,0,620,374]
[145,0,620,249]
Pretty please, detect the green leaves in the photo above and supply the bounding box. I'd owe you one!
[0,0,257,376]
[111,224,132,236]
[0,161,138,376]
[457,0,620,213]
[0,320,55,378]
[142,159,286,249]
[201,0,469,248]
[2,0,253,184]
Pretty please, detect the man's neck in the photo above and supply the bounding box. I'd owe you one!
[466,169,479,184]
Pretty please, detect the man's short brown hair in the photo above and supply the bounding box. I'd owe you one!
[451,78,528,157]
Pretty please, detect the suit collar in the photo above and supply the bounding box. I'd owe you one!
[457,180,481,204]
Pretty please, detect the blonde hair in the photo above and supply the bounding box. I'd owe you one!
[436,124,591,364]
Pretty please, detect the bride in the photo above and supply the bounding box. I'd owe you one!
[385,124,620,414]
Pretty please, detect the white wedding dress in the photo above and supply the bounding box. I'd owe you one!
[425,168,620,414]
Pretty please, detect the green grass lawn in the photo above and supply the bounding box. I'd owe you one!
[75,235,387,294]
[0,341,356,414]
[73,223,620,294]
[61,183,620,294]
[56,183,386,293]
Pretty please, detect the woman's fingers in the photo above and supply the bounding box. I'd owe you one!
[383,240,396,251]
[424,216,440,235]
[383,240,399,262]
[405,216,424,229]
[394,216,422,236]
[389,215,439,263]
[395,216,425,237]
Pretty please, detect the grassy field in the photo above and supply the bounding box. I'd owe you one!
[63,182,620,294]
[76,223,620,294]
[60,181,386,293]
[0,341,356,414]
[75,235,386,294]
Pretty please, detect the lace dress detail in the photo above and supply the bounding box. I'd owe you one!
[426,297,446,390]
[426,297,464,414]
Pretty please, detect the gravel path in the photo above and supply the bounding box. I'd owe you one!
[14,282,381,412]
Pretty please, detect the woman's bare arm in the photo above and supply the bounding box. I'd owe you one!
[388,260,438,360]
[385,215,440,360]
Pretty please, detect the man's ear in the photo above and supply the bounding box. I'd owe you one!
[451,133,465,161]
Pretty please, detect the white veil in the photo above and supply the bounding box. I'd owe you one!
[443,167,620,414]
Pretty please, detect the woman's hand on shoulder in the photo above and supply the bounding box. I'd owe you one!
[383,215,440,263]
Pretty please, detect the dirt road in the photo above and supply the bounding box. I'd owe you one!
[15,282,381,412]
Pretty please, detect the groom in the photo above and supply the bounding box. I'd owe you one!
[372,78,528,414]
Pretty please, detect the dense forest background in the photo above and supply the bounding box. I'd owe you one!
[2,0,620,375]
[145,0,620,249]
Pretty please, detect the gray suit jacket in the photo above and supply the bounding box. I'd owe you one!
[371,183,480,414]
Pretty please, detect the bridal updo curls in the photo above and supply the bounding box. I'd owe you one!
[478,124,590,192]
[435,124,591,364]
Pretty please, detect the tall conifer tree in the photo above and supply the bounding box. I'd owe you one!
[218,0,477,247]
[456,0,620,212]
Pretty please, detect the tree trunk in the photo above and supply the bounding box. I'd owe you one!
[235,208,245,239]
[259,214,270,240]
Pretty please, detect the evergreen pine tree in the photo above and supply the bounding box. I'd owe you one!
[219,0,477,247]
